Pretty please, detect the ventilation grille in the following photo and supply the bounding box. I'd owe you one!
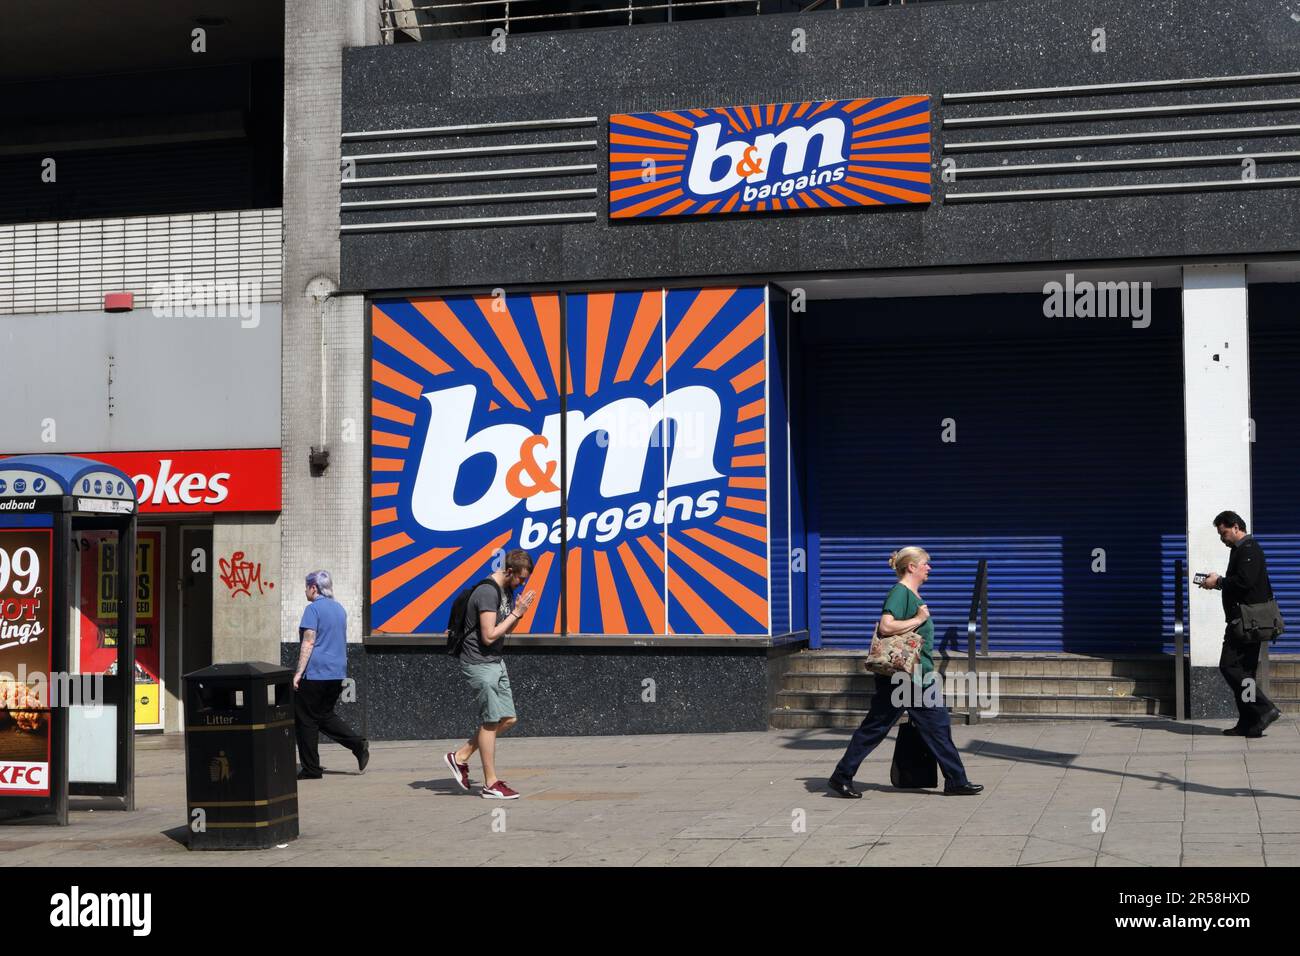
[340,117,601,233]
[941,70,1300,203]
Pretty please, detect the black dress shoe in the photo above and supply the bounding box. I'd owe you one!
[827,778,862,799]
[1246,708,1283,738]
[297,770,322,780]
[357,743,370,774]
[1222,725,1250,736]
[944,782,984,796]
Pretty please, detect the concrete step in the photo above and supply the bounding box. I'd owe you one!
[775,691,1170,716]
[769,708,1171,729]
[783,673,1173,697]
[786,652,1175,679]
[771,652,1300,728]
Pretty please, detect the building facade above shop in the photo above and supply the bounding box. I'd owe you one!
[339,0,1300,292]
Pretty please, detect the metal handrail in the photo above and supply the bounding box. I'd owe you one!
[377,0,939,38]
[980,561,989,655]
[1173,558,1185,720]
[1259,619,1271,701]
[956,557,988,725]
[965,557,989,674]
[382,0,765,36]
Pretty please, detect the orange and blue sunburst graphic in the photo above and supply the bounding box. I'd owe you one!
[610,97,931,219]
[368,288,771,636]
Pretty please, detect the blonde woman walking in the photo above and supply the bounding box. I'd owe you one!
[827,546,982,799]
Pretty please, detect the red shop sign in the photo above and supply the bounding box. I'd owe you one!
[66,450,280,513]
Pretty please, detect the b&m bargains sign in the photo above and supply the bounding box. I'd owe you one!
[369,289,772,637]
[609,97,931,219]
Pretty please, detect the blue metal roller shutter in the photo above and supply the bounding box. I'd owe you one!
[803,292,1186,653]
[1249,284,1300,653]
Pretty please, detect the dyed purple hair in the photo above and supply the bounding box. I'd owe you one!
[306,570,334,598]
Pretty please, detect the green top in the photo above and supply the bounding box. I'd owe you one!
[882,583,934,677]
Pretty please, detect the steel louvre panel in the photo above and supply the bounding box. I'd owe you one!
[1247,287,1300,653]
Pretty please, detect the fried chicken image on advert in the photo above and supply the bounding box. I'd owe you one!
[0,680,46,732]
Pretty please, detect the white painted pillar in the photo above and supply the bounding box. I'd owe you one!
[1182,265,1251,714]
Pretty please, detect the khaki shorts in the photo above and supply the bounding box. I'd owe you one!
[460,659,516,725]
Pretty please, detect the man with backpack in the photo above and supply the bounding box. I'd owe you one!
[443,549,535,799]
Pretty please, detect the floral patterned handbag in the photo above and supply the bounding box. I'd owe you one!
[864,623,924,676]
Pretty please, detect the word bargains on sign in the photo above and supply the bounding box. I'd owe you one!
[369,289,771,637]
[0,520,53,797]
[609,97,931,219]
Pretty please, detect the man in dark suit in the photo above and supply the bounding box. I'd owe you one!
[1199,511,1283,737]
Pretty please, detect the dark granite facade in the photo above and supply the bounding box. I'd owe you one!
[1190,664,1239,719]
[283,642,803,739]
[340,0,1300,292]
[329,0,1300,732]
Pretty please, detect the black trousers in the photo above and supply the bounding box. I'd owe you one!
[1219,631,1276,728]
[831,673,970,788]
[295,678,366,775]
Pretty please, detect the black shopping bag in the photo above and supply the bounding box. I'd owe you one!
[890,719,938,789]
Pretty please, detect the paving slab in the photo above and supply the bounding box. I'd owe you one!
[4,717,1298,866]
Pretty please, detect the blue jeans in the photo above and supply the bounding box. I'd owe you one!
[831,672,970,787]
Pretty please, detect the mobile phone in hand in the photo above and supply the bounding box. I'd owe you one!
[1193,573,1208,586]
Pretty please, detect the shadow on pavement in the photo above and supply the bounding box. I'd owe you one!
[408,779,470,795]
[1105,718,1227,735]
[777,728,863,750]
[958,739,1299,801]
[780,721,1300,801]
[798,777,948,797]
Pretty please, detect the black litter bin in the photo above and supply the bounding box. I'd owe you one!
[183,661,298,849]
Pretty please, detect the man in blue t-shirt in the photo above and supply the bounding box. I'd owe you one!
[293,570,369,779]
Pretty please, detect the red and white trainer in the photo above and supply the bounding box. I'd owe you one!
[480,780,520,800]
[444,751,470,791]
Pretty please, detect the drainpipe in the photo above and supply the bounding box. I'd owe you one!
[306,276,338,476]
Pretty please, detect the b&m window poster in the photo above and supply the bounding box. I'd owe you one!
[368,288,775,637]
[609,97,931,219]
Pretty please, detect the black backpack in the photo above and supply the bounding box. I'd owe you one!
[446,578,501,656]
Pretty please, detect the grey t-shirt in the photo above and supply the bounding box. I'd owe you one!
[459,580,513,664]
